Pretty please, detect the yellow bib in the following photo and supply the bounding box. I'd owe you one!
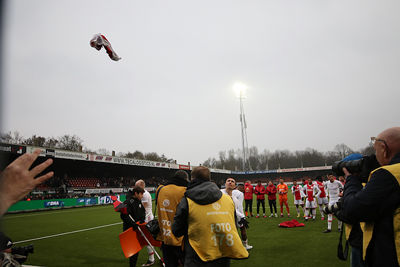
[361,163,400,263]
[157,185,186,246]
[187,194,249,262]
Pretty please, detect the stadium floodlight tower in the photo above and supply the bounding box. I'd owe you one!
[234,82,250,171]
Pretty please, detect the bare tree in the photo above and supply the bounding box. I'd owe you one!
[359,144,375,156]
[324,151,340,166]
[260,149,271,170]
[144,152,161,161]
[125,150,145,159]
[203,157,218,168]
[44,137,59,148]
[0,131,24,144]
[248,146,260,171]
[24,135,46,147]
[334,143,354,159]
[301,148,325,167]
[57,134,84,151]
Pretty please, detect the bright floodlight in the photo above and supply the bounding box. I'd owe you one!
[233,82,248,98]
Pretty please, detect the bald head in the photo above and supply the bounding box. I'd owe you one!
[375,127,400,165]
[135,179,145,189]
[378,127,400,152]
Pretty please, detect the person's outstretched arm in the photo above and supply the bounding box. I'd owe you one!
[0,149,53,216]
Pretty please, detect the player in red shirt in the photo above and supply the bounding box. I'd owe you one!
[266,181,278,217]
[254,180,266,218]
[301,178,308,214]
[277,179,290,217]
[291,180,305,218]
[244,180,254,217]
[316,176,328,220]
[303,178,321,221]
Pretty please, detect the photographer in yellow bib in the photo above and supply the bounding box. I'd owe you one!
[340,127,400,266]
[172,166,248,267]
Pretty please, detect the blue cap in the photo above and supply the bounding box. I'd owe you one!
[342,153,363,161]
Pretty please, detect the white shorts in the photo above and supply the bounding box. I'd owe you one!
[317,197,328,205]
[294,199,304,205]
[305,199,317,209]
[145,213,154,223]
[328,198,339,206]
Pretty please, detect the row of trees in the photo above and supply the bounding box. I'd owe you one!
[0,131,175,163]
[202,143,375,171]
[1,131,375,171]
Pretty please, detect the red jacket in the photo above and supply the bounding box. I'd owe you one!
[244,182,254,200]
[266,184,277,200]
[254,184,266,200]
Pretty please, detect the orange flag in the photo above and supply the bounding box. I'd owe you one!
[119,224,162,258]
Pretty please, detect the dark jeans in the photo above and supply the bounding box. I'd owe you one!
[351,246,366,267]
[129,252,139,267]
[245,199,253,213]
[256,199,265,214]
[161,243,184,267]
[268,199,277,214]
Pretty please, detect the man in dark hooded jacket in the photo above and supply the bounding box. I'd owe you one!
[172,166,248,267]
[156,170,189,267]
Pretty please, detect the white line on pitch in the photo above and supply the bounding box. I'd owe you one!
[3,206,110,219]
[13,222,122,244]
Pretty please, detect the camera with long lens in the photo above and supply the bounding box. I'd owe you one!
[331,154,380,182]
[0,242,34,267]
[10,245,34,264]
[323,201,341,214]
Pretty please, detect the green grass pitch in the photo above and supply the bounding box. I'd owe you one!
[2,194,348,267]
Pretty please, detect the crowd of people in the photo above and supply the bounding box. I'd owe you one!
[35,175,166,190]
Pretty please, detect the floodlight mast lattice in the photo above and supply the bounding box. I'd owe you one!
[234,82,250,171]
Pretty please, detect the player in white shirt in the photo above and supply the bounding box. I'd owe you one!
[323,175,344,233]
[135,180,155,266]
[303,178,321,221]
[221,178,252,250]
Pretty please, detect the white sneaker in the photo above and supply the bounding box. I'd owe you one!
[245,244,253,250]
[275,213,278,217]
[269,214,274,217]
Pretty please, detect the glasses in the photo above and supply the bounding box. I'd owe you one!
[370,136,388,148]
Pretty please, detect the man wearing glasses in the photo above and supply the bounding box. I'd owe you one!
[340,127,400,267]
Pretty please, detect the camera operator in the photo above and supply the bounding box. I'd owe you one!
[0,232,34,267]
[172,166,248,267]
[156,170,189,267]
[340,127,400,267]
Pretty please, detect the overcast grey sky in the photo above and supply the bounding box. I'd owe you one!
[2,1,400,166]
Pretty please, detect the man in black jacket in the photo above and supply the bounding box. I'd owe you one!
[121,186,146,267]
[341,127,400,266]
[172,166,248,267]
